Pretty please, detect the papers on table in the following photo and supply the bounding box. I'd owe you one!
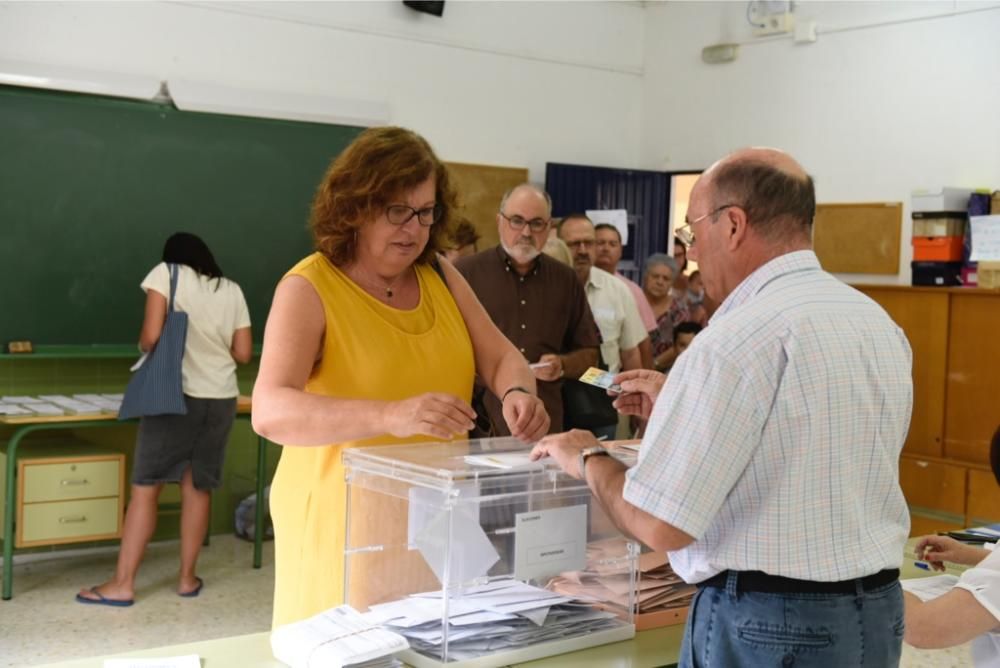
[0,394,123,417]
[271,604,407,668]
[104,656,200,668]
[364,579,621,663]
[547,539,696,616]
[901,574,960,602]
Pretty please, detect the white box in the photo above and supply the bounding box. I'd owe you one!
[911,187,972,213]
[343,437,637,668]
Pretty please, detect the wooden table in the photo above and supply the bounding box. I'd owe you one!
[0,396,270,600]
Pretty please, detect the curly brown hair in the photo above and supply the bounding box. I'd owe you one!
[309,126,458,266]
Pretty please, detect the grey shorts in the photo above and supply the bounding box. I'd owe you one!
[132,395,237,490]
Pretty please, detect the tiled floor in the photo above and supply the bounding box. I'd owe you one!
[0,536,974,667]
[0,535,274,667]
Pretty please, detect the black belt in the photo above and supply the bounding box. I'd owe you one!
[697,568,899,595]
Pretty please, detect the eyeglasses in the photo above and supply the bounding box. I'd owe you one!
[676,204,738,246]
[499,211,550,233]
[385,204,443,227]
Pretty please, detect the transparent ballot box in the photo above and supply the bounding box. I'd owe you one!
[343,437,637,668]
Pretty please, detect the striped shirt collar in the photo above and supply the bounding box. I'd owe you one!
[712,250,822,322]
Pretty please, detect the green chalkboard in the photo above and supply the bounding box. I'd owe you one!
[0,85,362,344]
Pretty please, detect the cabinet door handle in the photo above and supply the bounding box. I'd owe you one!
[60,478,90,486]
[58,515,87,524]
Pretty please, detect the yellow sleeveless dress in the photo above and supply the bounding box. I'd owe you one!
[269,253,474,628]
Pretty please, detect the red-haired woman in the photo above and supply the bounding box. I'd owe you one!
[252,127,548,628]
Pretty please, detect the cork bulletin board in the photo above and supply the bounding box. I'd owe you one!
[445,162,529,251]
[813,202,903,274]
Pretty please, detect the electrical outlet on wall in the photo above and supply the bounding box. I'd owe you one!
[753,11,795,36]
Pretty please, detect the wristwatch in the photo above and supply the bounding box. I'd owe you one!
[578,445,611,478]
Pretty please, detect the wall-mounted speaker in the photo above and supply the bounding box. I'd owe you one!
[403,1,445,17]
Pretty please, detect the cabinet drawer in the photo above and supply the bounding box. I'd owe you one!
[20,498,121,545]
[22,457,122,503]
[968,469,1000,524]
[900,457,966,515]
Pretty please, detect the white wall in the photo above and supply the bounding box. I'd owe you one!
[0,0,645,183]
[641,1,1000,284]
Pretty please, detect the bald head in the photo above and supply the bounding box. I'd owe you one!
[706,147,807,181]
[697,147,815,242]
[500,183,552,218]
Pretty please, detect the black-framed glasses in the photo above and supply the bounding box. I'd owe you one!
[386,204,443,227]
[499,211,550,233]
[676,204,738,246]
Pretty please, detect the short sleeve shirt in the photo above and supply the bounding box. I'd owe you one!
[142,262,251,398]
[586,267,648,374]
[623,251,913,583]
[456,246,599,433]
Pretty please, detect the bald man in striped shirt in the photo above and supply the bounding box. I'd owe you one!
[533,148,913,667]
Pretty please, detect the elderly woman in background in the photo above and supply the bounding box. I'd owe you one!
[252,126,549,628]
[642,253,691,372]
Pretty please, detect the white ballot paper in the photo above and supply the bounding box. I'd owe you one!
[463,452,542,470]
[413,505,500,586]
[901,574,959,602]
[514,505,587,581]
[366,578,620,662]
[271,604,408,668]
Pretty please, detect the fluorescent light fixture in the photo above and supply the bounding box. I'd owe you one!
[169,79,389,128]
[0,59,161,101]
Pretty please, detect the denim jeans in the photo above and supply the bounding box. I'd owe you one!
[679,572,904,667]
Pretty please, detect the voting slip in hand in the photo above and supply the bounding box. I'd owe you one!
[577,367,623,395]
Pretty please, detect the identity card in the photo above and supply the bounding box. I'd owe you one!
[578,367,622,395]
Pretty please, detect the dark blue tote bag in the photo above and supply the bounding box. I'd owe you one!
[118,264,188,420]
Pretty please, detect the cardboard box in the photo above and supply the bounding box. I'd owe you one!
[913,236,965,262]
[912,212,966,237]
[979,261,1000,289]
[912,261,963,287]
[912,188,972,213]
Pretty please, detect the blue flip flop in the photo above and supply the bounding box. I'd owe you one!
[75,587,134,607]
[178,576,203,598]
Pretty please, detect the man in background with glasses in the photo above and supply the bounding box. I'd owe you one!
[532,148,913,666]
[559,213,648,440]
[456,183,599,436]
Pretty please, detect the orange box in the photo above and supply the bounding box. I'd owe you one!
[912,236,964,262]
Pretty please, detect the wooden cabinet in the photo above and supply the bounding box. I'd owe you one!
[0,444,124,547]
[858,288,949,457]
[858,286,1000,535]
[946,293,1000,464]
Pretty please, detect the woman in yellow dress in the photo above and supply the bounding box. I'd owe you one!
[252,127,550,628]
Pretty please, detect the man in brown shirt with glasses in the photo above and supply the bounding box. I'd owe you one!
[456,183,599,436]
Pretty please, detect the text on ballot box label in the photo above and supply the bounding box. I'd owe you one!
[514,504,587,580]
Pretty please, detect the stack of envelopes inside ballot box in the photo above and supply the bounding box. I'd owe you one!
[343,437,636,668]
